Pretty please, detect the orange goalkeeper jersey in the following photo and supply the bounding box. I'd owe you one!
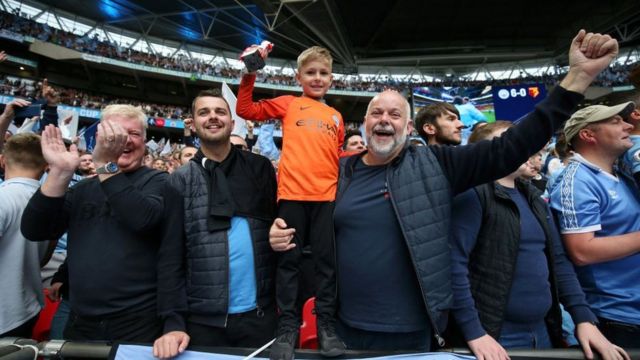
[237,73,345,201]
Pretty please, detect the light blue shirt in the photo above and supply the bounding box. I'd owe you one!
[622,135,640,175]
[0,177,48,333]
[549,154,640,324]
[227,216,257,314]
[455,102,487,127]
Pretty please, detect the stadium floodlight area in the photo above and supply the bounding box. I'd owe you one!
[1,0,638,83]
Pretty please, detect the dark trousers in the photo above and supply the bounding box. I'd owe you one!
[0,315,39,338]
[276,200,337,332]
[597,317,640,348]
[63,311,162,343]
[188,306,277,347]
[336,317,432,351]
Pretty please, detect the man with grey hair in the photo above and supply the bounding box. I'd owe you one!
[549,101,640,347]
[271,30,620,353]
[21,104,184,342]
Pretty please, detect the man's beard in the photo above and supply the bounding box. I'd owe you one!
[367,126,407,157]
[434,129,461,146]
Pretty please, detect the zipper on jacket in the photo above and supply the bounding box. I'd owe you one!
[224,231,230,328]
[248,218,263,314]
[385,170,445,348]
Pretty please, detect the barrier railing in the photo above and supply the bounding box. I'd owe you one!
[0,338,638,360]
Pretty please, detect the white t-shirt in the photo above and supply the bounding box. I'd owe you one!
[0,177,48,333]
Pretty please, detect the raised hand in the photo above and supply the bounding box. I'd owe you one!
[1,98,31,120]
[246,44,270,60]
[571,30,618,77]
[41,124,80,173]
[0,98,31,151]
[561,30,619,93]
[42,78,60,106]
[183,117,193,136]
[40,124,80,197]
[92,120,127,166]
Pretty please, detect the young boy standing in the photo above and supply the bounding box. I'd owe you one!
[236,46,345,360]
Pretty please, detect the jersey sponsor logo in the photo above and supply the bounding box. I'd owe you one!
[295,118,338,140]
[608,189,618,199]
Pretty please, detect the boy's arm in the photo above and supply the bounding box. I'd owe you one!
[236,73,290,121]
[337,116,346,157]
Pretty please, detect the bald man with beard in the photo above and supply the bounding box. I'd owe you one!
[270,30,620,353]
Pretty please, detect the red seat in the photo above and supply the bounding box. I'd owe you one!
[32,288,60,341]
[298,297,318,349]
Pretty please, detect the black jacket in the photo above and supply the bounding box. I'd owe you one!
[470,181,564,345]
[164,148,277,329]
[337,86,583,346]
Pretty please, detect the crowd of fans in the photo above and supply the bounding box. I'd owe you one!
[1,9,638,92]
[0,74,366,139]
[0,74,188,118]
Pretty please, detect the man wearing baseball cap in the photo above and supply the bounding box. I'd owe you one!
[549,101,640,347]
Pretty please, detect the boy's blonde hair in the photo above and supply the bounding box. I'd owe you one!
[297,46,333,70]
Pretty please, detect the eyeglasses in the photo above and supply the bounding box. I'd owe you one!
[233,144,249,151]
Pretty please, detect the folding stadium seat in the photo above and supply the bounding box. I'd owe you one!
[298,297,318,349]
[31,289,60,341]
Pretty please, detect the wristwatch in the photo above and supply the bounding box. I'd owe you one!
[95,162,119,175]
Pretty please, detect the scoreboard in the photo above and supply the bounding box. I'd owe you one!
[492,84,547,121]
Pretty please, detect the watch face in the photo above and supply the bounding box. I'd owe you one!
[97,162,119,174]
[106,162,119,173]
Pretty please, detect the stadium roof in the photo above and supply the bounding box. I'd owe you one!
[11,0,640,74]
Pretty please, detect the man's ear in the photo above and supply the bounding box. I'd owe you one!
[407,120,414,133]
[629,109,640,124]
[423,123,436,136]
[577,128,597,145]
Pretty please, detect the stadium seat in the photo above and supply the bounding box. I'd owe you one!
[31,289,60,342]
[298,297,318,349]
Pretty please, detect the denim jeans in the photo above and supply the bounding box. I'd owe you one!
[50,299,71,340]
[498,320,552,349]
